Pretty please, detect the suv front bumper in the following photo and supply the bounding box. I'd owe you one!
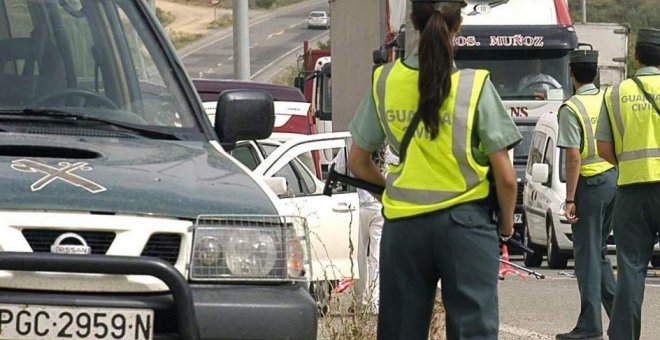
[0,253,317,340]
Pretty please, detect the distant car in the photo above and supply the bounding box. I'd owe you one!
[307,11,329,29]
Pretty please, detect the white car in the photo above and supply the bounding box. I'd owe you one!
[522,113,660,269]
[231,132,359,283]
[307,11,329,29]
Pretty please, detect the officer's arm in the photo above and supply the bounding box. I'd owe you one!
[597,141,617,165]
[564,148,581,204]
[488,149,517,237]
[348,143,386,190]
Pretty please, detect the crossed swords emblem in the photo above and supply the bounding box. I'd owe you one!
[11,159,107,193]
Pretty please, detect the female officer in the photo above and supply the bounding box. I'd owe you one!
[347,1,521,339]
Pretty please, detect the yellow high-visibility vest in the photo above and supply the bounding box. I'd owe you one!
[562,91,614,177]
[373,60,490,219]
[604,75,660,185]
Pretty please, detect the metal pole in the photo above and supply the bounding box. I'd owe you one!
[232,0,250,80]
[582,0,587,23]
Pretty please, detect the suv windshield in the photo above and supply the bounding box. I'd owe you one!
[456,49,571,100]
[0,0,198,134]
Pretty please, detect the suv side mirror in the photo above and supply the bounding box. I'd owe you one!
[215,90,274,151]
[531,163,550,184]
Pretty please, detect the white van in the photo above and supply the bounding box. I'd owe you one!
[522,113,660,269]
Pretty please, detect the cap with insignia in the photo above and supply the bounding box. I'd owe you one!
[569,49,599,64]
[637,28,660,47]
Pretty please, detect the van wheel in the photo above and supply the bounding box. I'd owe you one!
[310,280,332,316]
[546,219,568,269]
[651,256,660,268]
[523,219,543,268]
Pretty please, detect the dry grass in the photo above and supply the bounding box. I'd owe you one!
[156,7,176,27]
[270,65,299,86]
[207,14,233,29]
[167,30,204,49]
[165,0,304,9]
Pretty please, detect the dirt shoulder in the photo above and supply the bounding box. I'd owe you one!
[157,0,232,36]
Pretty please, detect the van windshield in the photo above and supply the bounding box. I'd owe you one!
[0,0,198,133]
[456,49,571,100]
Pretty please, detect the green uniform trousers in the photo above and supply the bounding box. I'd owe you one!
[608,183,660,340]
[377,203,499,340]
[571,168,617,334]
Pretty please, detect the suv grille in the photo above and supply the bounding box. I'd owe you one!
[22,230,115,255]
[141,233,182,265]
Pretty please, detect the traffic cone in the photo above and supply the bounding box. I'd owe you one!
[499,244,528,279]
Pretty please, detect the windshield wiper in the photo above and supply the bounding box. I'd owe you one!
[0,108,180,140]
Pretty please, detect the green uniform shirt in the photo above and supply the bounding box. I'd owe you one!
[557,84,600,150]
[349,56,522,164]
[596,66,660,142]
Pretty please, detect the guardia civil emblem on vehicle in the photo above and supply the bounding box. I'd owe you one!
[11,158,107,193]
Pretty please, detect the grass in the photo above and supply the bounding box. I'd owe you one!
[167,30,204,49]
[207,14,233,29]
[270,65,299,86]
[156,7,176,28]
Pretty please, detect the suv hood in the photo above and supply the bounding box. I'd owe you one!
[0,134,277,219]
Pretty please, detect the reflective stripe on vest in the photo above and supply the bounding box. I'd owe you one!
[372,60,490,219]
[563,93,614,176]
[605,75,660,185]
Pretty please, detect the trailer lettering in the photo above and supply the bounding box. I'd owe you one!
[490,35,544,47]
[453,36,480,47]
[510,107,529,117]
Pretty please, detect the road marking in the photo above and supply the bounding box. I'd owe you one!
[267,29,286,40]
[289,22,303,29]
[228,56,233,61]
[216,62,222,67]
[500,324,553,339]
[250,31,328,80]
[251,43,259,48]
[180,0,325,58]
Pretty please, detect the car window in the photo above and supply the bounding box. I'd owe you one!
[543,137,554,186]
[526,131,547,174]
[0,0,200,135]
[275,163,306,197]
[231,144,261,170]
[291,158,317,194]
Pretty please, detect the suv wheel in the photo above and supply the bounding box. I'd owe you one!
[546,218,568,269]
[523,219,543,268]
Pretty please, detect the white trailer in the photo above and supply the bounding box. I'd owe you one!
[573,23,630,87]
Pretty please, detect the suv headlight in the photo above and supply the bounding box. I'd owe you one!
[190,215,310,282]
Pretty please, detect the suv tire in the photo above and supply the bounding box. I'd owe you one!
[523,218,543,268]
[310,280,332,316]
[546,218,568,269]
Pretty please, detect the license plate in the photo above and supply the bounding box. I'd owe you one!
[514,214,523,224]
[0,304,153,340]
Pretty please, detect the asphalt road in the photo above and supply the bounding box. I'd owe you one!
[320,256,660,339]
[179,0,330,81]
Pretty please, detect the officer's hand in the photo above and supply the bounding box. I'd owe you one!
[498,219,514,240]
[565,203,578,224]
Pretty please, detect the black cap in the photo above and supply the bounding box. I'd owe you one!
[637,28,660,46]
[570,49,599,64]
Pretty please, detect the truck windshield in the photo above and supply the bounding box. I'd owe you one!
[0,0,198,133]
[514,123,535,164]
[456,50,571,100]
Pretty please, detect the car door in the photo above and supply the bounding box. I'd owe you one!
[524,131,549,244]
[255,132,360,282]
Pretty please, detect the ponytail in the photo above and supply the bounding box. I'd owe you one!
[413,3,463,140]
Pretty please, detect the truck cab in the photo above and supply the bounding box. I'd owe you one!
[454,0,578,239]
[0,0,317,339]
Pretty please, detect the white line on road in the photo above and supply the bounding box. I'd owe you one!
[267,29,286,40]
[180,0,324,58]
[500,324,554,339]
[250,43,259,48]
[250,31,328,80]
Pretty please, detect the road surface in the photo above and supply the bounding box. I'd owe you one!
[179,0,330,82]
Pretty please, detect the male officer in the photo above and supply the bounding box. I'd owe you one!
[555,48,616,340]
[596,27,660,340]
